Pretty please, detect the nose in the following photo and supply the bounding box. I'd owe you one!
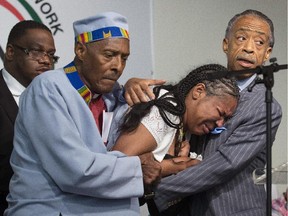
[215,118,225,127]
[243,38,255,54]
[38,53,52,64]
[111,56,125,73]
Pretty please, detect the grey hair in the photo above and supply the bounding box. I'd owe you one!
[203,78,240,100]
[225,9,274,48]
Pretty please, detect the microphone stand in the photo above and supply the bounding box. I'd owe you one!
[209,58,287,216]
[254,58,276,216]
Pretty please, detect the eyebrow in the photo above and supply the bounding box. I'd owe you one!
[29,41,56,51]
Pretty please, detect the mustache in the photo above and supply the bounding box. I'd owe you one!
[103,70,122,81]
[236,55,256,64]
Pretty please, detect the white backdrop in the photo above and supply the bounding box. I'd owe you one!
[0,0,153,84]
[1,1,287,214]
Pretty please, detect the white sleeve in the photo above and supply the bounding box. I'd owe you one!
[141,105,179,162]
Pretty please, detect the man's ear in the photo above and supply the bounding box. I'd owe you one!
[74,42,87,61]
[192,83,206,99]
[263,47,272,63]
[5,44,14,61]
[222,38,229,54]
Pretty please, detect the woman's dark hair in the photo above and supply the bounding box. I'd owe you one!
[120,64,239,133]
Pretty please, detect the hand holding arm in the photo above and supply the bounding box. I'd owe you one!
[161,157,200,177]
[124,78,166,106]
[139,152,162,185]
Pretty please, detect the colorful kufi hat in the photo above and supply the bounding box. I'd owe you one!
[73,11,129,43]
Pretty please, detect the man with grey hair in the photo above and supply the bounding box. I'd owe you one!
[5,12,161,216]
[152,9,282,216]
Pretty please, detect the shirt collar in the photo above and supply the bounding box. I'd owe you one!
[2,68,26,97]
[237,74,257,92]
[92,93,101,99]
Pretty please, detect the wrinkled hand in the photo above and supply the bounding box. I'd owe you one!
[124,78,166,106]
[161,156,200,177]
[139,152,162,185]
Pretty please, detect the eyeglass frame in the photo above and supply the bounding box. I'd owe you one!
[11,44,59,64]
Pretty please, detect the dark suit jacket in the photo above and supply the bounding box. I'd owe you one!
[154,79,282,216]
[0,69,18,213]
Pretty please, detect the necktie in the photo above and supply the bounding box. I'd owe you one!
[89,96,106,134]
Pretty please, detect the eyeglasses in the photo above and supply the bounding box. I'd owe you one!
[12,44,59,64]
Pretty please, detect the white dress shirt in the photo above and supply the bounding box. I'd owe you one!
[2,68,25,106]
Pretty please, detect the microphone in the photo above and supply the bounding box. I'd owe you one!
[206,58,287,80]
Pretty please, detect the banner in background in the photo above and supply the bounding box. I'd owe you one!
[0,0,64,65]
[0,0,153,83]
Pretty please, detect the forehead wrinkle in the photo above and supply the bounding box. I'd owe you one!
[236,27,267,36]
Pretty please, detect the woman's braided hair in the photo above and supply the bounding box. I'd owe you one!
[120,64,239,133]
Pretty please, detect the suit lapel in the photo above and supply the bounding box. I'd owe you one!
[0,70,18,124]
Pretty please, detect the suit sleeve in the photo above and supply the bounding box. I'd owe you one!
[154,89,282,211]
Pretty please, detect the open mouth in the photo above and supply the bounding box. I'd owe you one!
[236,57,255,68]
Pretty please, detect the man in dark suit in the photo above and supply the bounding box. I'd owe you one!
[0,20,58,215]
[153,9,282,216]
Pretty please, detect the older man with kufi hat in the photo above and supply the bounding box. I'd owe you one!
[5,11,161,216]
